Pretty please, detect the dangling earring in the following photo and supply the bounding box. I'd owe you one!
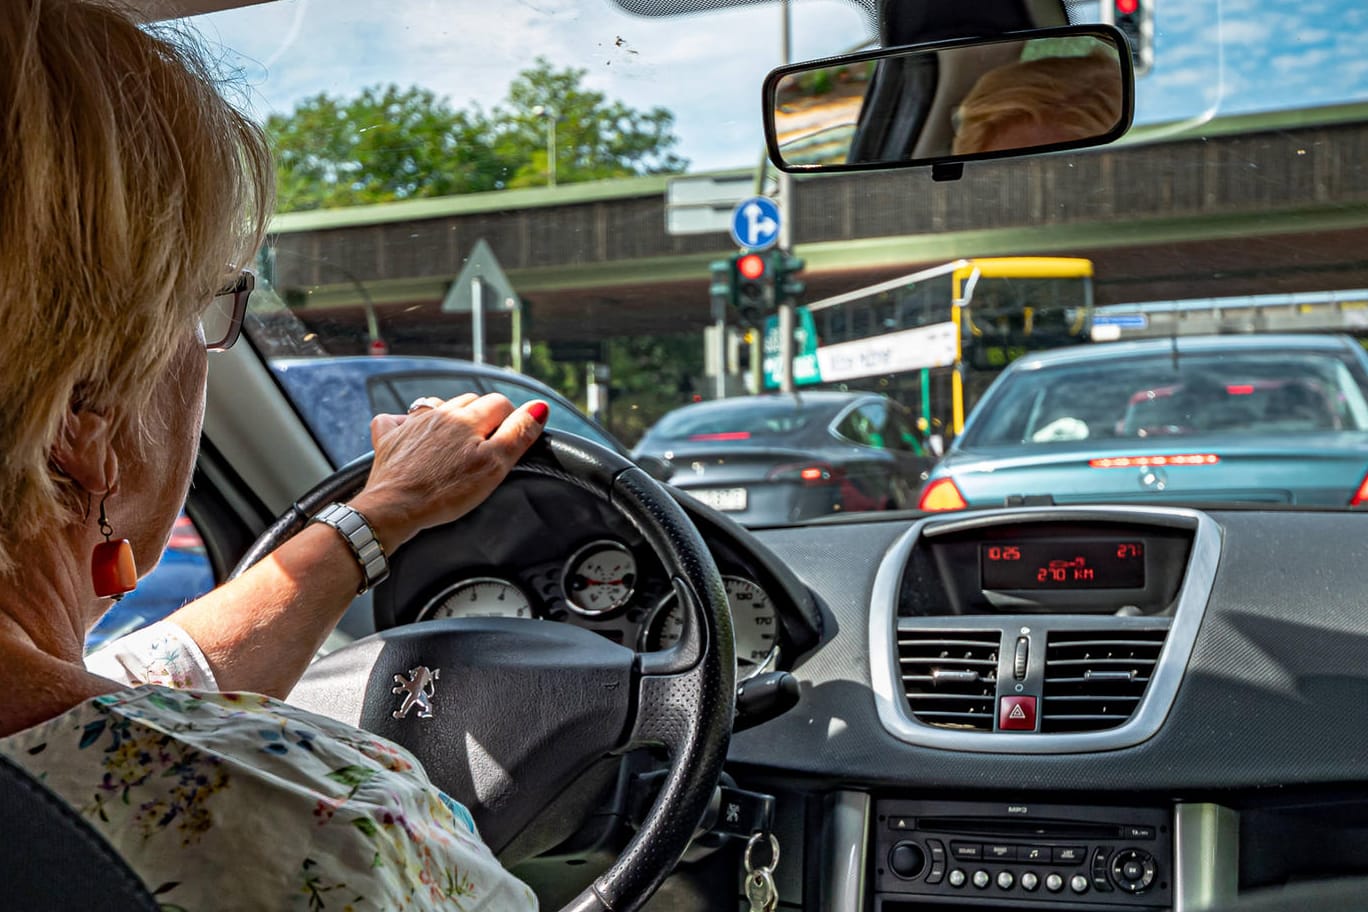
[91,495,137,600]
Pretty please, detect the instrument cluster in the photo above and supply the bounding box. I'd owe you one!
[415,536,782,680]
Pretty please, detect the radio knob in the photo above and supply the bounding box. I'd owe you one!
[1071,875,1090,894]
[998,871,1015,890]
[1111,848,1159,893]
[1045,874,1064,893]
[1021,872,1040,892]
[973,870,991,889]
[948,869,967,888]
[888,842,925,880]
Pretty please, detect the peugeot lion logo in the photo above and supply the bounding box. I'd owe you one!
[392,666,441,719]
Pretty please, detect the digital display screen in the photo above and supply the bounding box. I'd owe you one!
[980,540,1145,590]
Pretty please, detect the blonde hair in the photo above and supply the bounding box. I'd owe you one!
[952,50,1123,156]
[0,0,273,566]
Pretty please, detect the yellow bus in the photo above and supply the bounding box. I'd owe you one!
[792,255,1095,442]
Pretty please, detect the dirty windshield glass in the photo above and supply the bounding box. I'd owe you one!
[186,0,1368,520]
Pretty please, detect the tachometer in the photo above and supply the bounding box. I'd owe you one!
[417,577,534,621]
[643,576,779,680]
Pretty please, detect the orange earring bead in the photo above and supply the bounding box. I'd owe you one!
[92,538,137,599]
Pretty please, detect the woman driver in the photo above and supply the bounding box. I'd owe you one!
[0,0,540,907]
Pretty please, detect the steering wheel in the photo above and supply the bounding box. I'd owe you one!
[229,431,736,912]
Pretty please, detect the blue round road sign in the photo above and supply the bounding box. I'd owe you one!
[730,196,781,251]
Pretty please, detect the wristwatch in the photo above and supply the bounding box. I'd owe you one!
[311,502,389,594]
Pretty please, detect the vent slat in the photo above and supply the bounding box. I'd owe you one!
[898,630,1001,733]
[1041,628,1168,734]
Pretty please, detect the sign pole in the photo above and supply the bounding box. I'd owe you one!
[511,301,524,373]
[776,0,796,394]
[471,277,485,364]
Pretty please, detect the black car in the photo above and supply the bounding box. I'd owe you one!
[632,392,934,525]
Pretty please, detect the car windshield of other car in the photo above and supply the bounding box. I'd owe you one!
[966,352,1368,447]
[173,0,1368,523]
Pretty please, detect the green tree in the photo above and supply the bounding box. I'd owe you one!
[266,62,687,212]
[492,57,687,188]
[266,86,509,212]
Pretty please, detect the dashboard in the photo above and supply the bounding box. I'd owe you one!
[361,473,1368,911]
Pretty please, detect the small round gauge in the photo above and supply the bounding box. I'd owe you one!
[417,577,534,621]
[643,576,780,680]
[562,540,638,616]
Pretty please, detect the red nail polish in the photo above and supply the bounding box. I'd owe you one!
[528,401,550,424]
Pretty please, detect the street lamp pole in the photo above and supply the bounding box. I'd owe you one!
[777,0,796,394]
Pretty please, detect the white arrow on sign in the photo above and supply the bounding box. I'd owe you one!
[743,201,777,247]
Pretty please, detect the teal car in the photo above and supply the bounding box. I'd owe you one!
[920,334,1368,511]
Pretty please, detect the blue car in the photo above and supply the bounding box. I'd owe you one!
[919,334,1368,511]
[89,357,622,651]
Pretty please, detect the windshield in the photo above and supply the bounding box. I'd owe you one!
[186,0,1368,521]
[964,351,1368,447]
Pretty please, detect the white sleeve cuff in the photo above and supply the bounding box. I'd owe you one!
[84,620,220,691]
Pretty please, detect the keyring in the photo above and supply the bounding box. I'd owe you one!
[745,831,780,872]
[407,396,442,414]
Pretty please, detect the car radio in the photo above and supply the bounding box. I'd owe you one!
[873,800,1172,909]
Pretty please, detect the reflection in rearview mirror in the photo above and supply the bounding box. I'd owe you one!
[764,26,1134,174]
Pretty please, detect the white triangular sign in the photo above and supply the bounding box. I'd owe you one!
[1008,705,1027,720]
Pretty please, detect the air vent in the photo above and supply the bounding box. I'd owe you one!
[898,630,1001,732]
[1041,629,1168,733]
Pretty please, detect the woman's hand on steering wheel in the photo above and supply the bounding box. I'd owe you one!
[350,393,549,555]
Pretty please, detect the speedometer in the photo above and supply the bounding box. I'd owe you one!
[643,576,779,680]
[417,578,534,621]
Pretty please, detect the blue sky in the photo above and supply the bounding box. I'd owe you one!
[192,0,1368,173]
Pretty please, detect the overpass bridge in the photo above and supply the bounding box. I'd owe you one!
[264,101,1368,358]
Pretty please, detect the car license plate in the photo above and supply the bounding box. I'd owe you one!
[690,487,747,512]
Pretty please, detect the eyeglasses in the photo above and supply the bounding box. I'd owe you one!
[202,269,255,352]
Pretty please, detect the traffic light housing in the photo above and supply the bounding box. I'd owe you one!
[1104,0,1152,76]
[771,250,806,307]
[733,252,771,328]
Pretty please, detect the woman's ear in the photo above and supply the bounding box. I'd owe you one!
[50,406,119,498]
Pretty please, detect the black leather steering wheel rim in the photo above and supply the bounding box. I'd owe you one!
[230,431,736,912]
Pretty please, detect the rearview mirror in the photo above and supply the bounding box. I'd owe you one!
[763,25,1134,174]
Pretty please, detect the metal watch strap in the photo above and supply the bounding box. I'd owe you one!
[311,502,389,594]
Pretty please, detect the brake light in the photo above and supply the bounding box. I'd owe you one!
[689,431,750,441]
[1226,384,1255,395]
[1090,454,1220,468]
[1351,472,1368,506]
[768,463,836,485]
[918,478,967,511]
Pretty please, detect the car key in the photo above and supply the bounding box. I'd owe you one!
[745,831,780,912]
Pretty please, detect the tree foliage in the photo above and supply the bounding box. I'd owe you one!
[267,59,686,212]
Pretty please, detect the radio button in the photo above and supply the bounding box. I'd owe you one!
[1070,875,1090,894]
[998,872,1015,890]
[888,816,913,830]
[1019,845,1050,863]
[952,843,982,861]
[927,862,946,885]
[948,869,967,888]
[985,844,1017,861]
[1045,874,1065,893]
[928,840,947,864]
[973,870,991,890]
[1020,872,1040,892]
[1123,825,1156,840]
[1053,846,1087,864]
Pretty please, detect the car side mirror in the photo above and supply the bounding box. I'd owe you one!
[763,25,1134,175]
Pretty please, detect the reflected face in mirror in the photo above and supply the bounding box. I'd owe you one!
[952,49,1125,156]
[765,27,1133,172]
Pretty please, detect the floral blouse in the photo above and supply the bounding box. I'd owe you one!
[0,624,539,911]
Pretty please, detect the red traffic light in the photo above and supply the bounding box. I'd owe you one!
[1116,0,1138,13]
[737,254,767,280]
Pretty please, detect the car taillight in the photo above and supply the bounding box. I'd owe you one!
[768,463,836,485]
[167,514,204,551]
[918,477,967,511]
[1089,454,1220,468]
[688,431,751,441]
[1351,472,1368,506]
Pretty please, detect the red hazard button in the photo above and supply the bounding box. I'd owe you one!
[999,696,1037,731]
